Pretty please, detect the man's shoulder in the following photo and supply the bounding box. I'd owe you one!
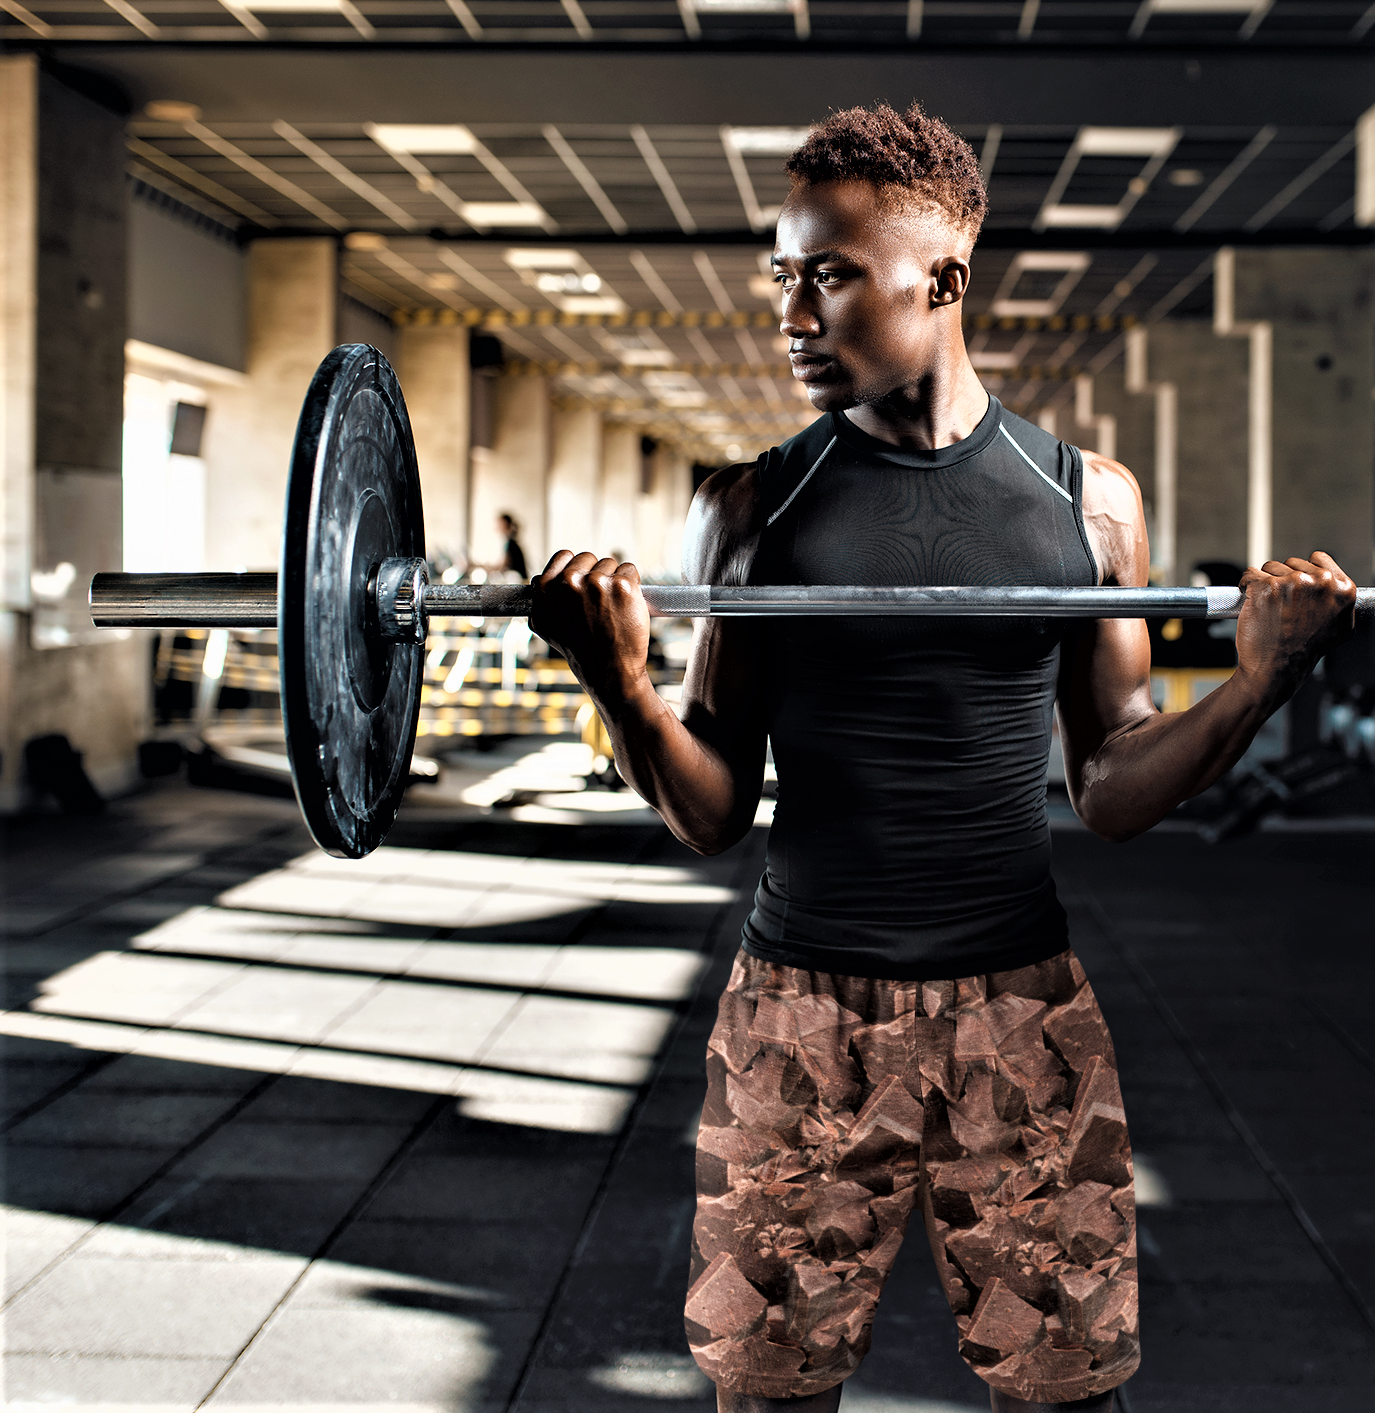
[997,403,1072,470]
[684,415,831,583]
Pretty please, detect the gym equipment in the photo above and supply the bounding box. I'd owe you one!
[89,344,1375,859]
[91,577,1375,627]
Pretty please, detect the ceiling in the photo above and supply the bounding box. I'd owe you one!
[31,15,1374,457]
[9,0,1375,47]
[126,116,1364,241]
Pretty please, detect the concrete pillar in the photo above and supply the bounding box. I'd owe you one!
[1220,247,1375,582]
[470,375,550,571]
[395,320,469,569]
[202,238,336,571]
[599,424,640,564]
[632,440,695,579]
[548,404,602,557]
[1139,320,1251,583]
[658,444,695,578]
[0,57,148,807]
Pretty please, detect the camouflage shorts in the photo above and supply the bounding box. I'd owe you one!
[686,948,1139,1405]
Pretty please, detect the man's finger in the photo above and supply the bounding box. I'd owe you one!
[1309,550,1350,579]
[612,560,643,587]
[539,549,576,582]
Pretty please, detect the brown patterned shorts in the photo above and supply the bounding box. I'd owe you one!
[686,948,1139,1405]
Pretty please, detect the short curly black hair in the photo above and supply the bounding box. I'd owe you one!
[785,102,987,235]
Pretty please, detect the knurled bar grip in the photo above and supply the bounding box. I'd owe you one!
[90,572,1375,628]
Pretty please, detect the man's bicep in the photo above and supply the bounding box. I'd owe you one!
[1056,617,1157,771]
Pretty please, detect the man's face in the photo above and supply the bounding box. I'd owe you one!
[772,180,969,412]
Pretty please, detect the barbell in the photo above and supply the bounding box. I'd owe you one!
[89,343,1373,860]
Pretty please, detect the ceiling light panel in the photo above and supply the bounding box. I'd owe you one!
[461,202,548,228]
[1036,128,1180,232]
[367,124,477,155]
[724,127,812,155]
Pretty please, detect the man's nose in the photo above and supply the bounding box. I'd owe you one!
[780,290,821,340]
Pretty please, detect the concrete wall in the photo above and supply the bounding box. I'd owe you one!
[202,238,337,571]
[395,322,469,569]
[338,292,395,366]
[1088,361,1156,503]
[1145,320,1251,580]
[0,57,148,807]
[470,375,550,571]
[1228,248,1375,582]
[128,187,246,373]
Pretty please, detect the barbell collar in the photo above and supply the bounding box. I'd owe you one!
[374,556,429,644]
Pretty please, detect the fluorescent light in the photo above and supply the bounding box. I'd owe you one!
[460,202,547,227]
[504,248,581,268]
[555,295,626,315]
[1010,252,1091,272]
[1147,1,1263,12]
[694,0,793,10]
[1039,205,1127,228]
[970,352,1021,370]
[725,127,812,155]
[367,124,477,155]
[244,0,340,9]
[989,250,1090,317]
[1076,128,1180,158]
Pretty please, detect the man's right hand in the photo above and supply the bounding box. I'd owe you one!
[529,551,654,709]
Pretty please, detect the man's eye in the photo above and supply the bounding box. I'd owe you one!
[773,273,792,287]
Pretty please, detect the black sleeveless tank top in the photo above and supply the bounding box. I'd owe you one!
[741,395,1099,980]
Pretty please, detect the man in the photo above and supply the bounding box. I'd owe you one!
[530,104,1354,1413]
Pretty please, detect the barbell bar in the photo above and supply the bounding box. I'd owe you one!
[88,571,1375,633]
[87,343,1373,862]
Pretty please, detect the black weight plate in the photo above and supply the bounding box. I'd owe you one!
[280,345,425,859]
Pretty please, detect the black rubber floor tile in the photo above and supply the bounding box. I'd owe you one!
[366,1153,607,1225]
[533,1264,689,1369]
[1136,1206,1338,1284]
[3,1145,183,1218]
[6,1090,243,1149]
[113,1175,366,1255]
[323,1216,578,1309]
[237,1075,438,1124]
[80,1054,267,1094]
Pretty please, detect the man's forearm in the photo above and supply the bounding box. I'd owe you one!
[1071,672,1278,841]
[592,676,761,854]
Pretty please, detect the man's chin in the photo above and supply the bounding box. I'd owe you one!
[798,382,856,414]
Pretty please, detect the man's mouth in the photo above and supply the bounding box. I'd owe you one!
[788,351,834,382]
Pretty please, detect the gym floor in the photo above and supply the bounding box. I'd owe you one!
[2,762,1372,1413]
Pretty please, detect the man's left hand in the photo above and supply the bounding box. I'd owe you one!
[1234,550,1357,704]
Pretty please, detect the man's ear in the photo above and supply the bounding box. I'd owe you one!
[932,255,971,307]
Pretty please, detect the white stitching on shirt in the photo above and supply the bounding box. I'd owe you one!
[766,436,838,527]
[998,423,1073,504]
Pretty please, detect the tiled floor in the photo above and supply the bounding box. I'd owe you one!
[3,768,1373,1412]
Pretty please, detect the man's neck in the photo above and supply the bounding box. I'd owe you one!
[842,351,989,451]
